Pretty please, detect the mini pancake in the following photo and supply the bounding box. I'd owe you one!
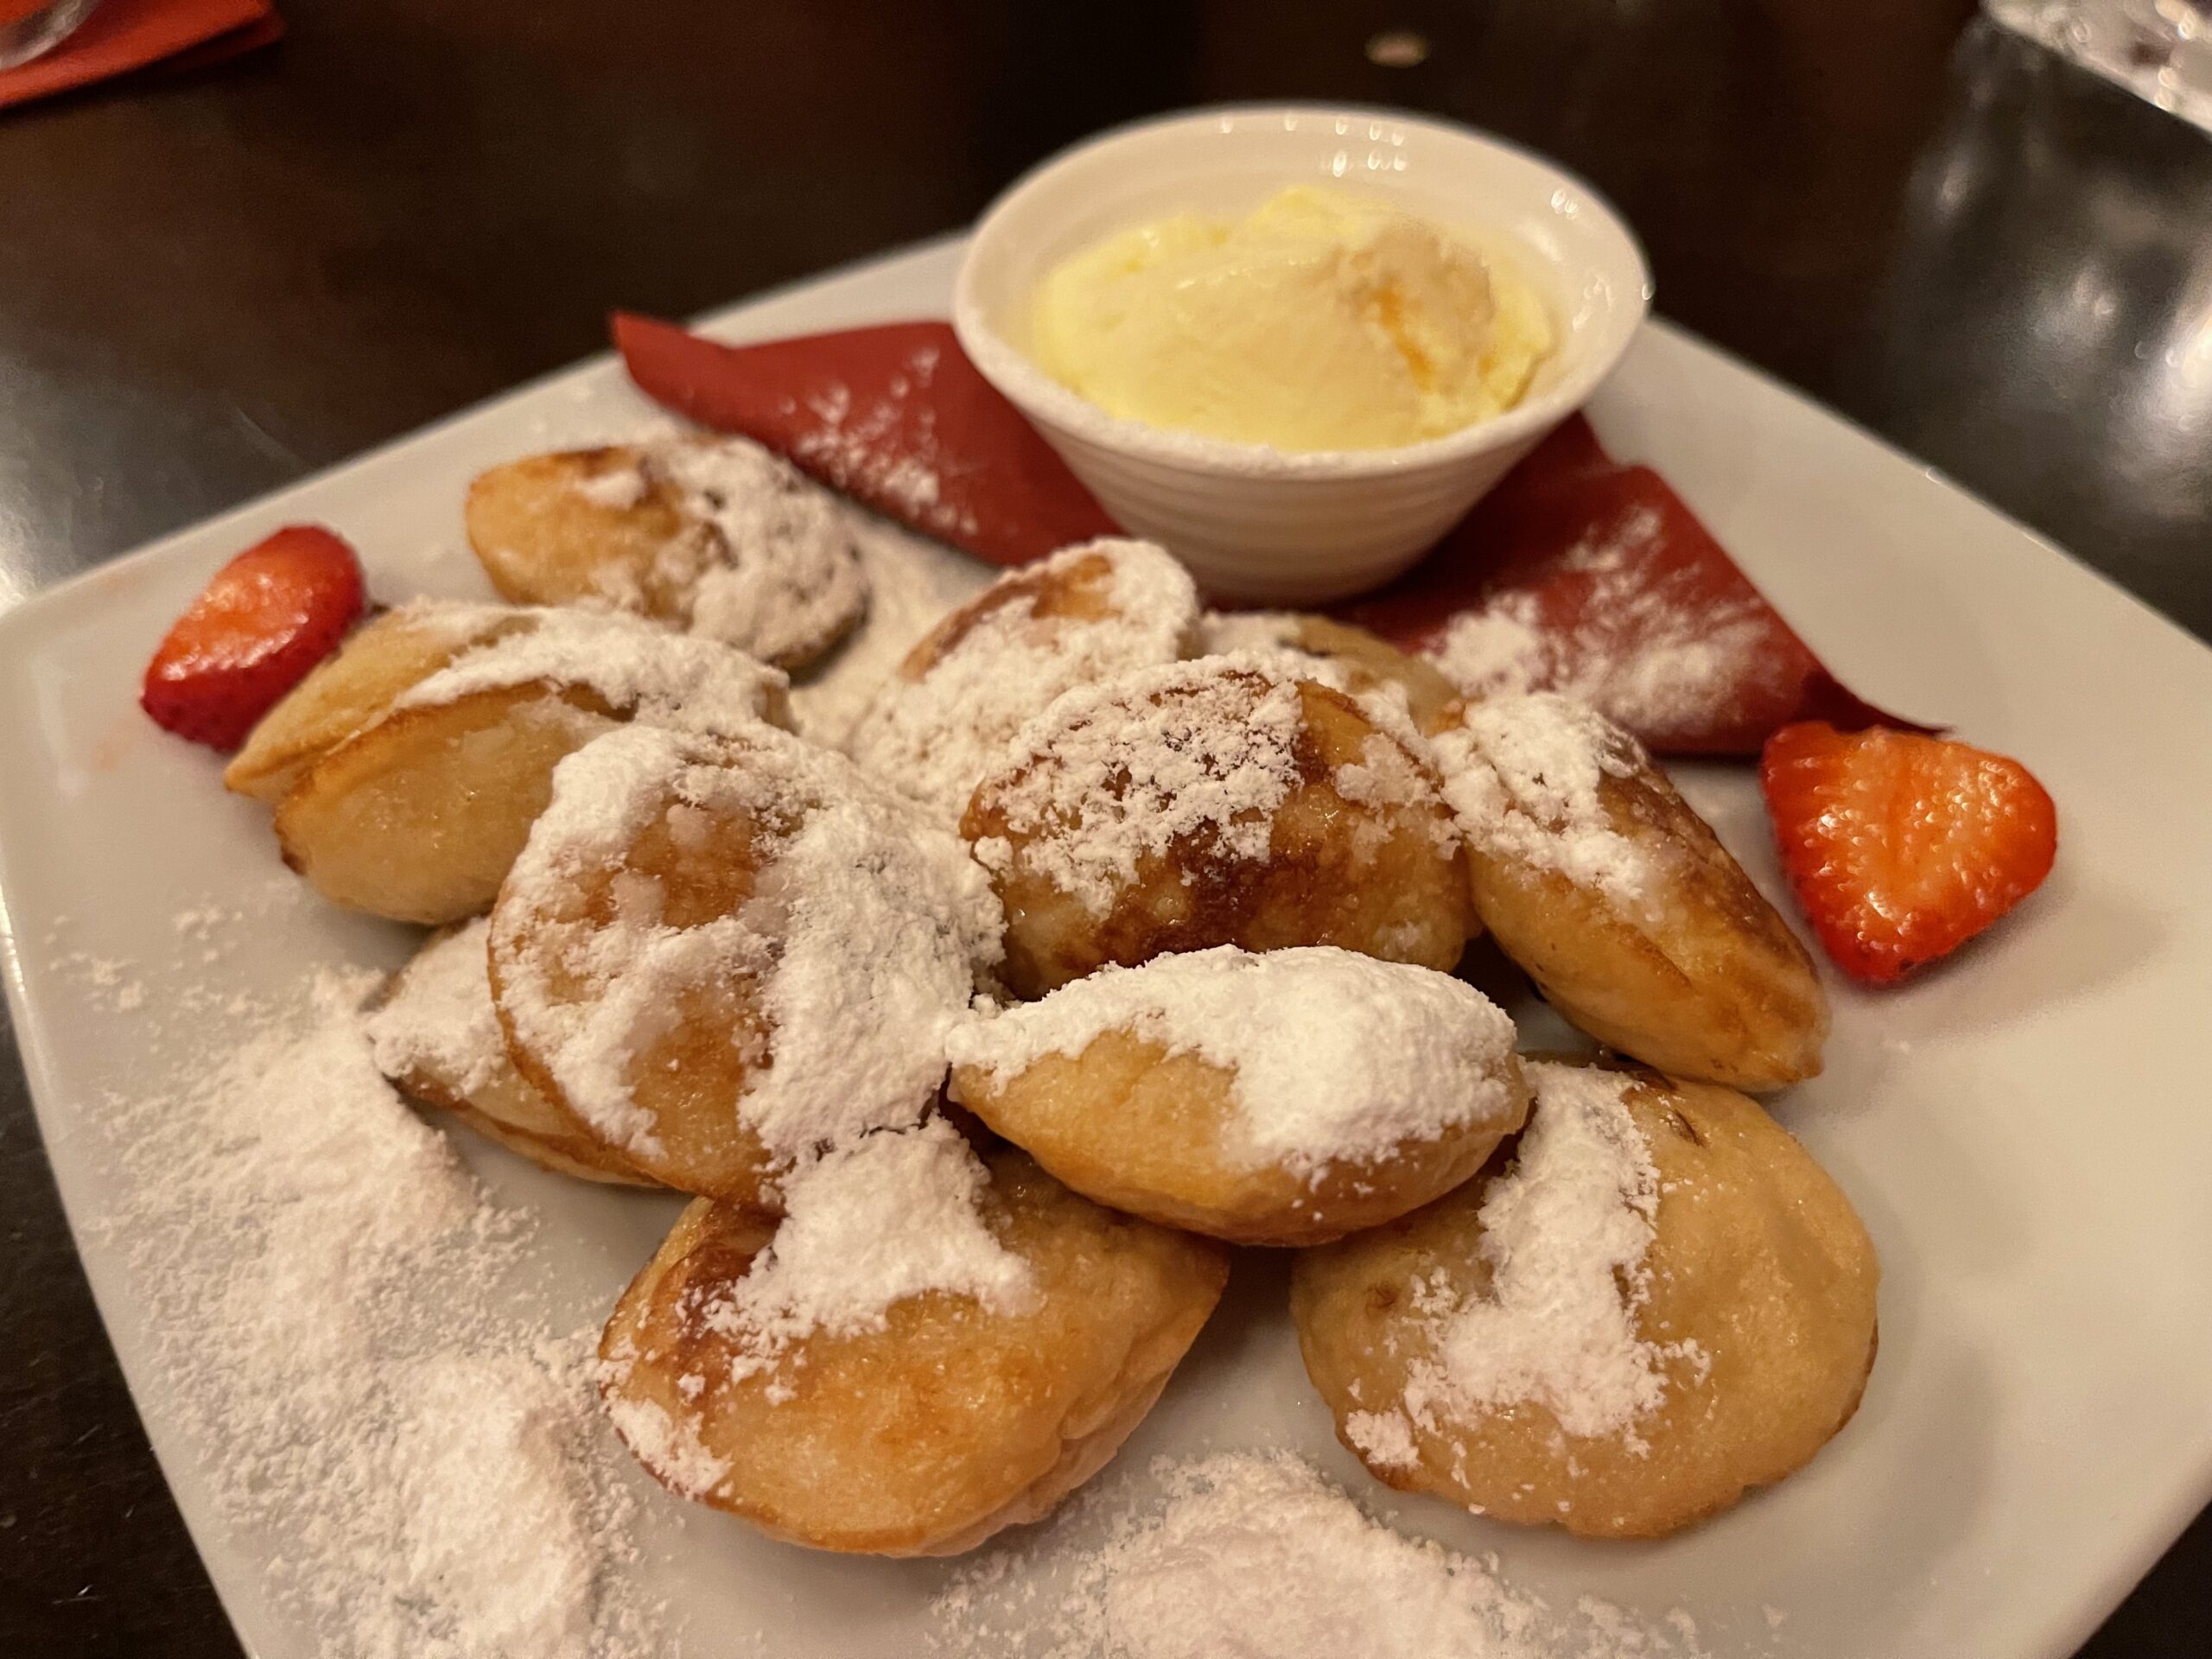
[1198,610,1461,733]
[600,1126,1228,1555]
[466,437,869,670]
[256,603,789,925]
[365,919,658,1185]
[963,653,1475,998]
[488,722,999,1206]
[1429,692,1827,1089]
[224,601,526,805]
[948,945,1528,1246]
[847,537,1199,824]
[1290,1058,1878,1539]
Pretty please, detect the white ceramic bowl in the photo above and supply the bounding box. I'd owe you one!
[953,105,1652,604]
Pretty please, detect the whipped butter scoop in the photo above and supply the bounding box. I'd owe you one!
[1027,185,1554,453]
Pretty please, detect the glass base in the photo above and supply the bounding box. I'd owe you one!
[0,0,101,73]
[1984,0,2212,131]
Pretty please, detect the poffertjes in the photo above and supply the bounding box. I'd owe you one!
[488,721,999,1207]
[846,537,1199,824]
[1290,1058,1878,1539]
[599,1124,1228,1554]
[465,438,869,670]
[1198,610,1461,733]
[224,601,528,805]
[365,919,658,1185]
[948,946,1527,1245]
[234,601,789,925]
[963,654,1475,997]
[1429,692,1827,1088]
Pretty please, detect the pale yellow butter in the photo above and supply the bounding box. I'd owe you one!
[1027,186,1554,452]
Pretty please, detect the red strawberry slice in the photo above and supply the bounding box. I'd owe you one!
[1760,721,2057,985]
[141,524,367,752]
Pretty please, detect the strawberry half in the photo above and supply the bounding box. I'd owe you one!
[141,525,367,752]
[1760,721,2057,985]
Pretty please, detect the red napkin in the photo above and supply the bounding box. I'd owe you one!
[613,315,1925,756]
[615,315,1119,569]
[0,0,278,111]
[1335,417,1930,754]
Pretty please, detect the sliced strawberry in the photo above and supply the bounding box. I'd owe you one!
[141,525,367,752]
[1759,722,2057,985]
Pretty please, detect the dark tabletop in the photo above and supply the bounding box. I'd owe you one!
[3,1,2208,1652]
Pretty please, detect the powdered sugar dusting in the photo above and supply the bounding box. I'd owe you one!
[1332,729,1457,855]
[395,605,787,736]
[386,1347,623,1656]
[601,1391,730,1501]
[967,652,1316,916]
[382,595,522,649]
[929,1450,1713,1658]
[784,521,989,749]
[694,1119,1035,1392]
[1420,508,1785,741]
[1195,609,1303,656]
[1345,1408,1422,1471]
[365,918,502,1100]
[1430,692,1651,906]
[1396,1062,1675,1446]
[784,340,982,541]
[493,723,999,1166]
[573,461,649,510]
[90,962,657,1657]
[650,436,872,665]
[1197,610,1442,743]
[948,946,1522,1180]
[1430,607,1548,695]
[846,537,1198,825]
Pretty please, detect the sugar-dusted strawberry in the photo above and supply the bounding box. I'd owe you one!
[141,525,367,752]
[1759,721,2057,985]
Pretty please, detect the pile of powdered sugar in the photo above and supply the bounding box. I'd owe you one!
[1419,505,1786,740]
[689,1118,1036,1397]
[930,1450,1713,1659]
[845,537,1199,824]
[1430,692,1654,907]
[969,652,1342,915]
[1360,1061,1694,1459]
[394,602,788,735]
[648,435,873,666]
[383,1344,626,1656]
[948,946,1522,1179]
[492,722,999,1165]
[88,956,658,1659]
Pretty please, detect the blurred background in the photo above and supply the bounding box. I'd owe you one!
[0,2,2206,1653]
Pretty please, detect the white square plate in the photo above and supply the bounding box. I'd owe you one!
[4,238,2211,1659]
